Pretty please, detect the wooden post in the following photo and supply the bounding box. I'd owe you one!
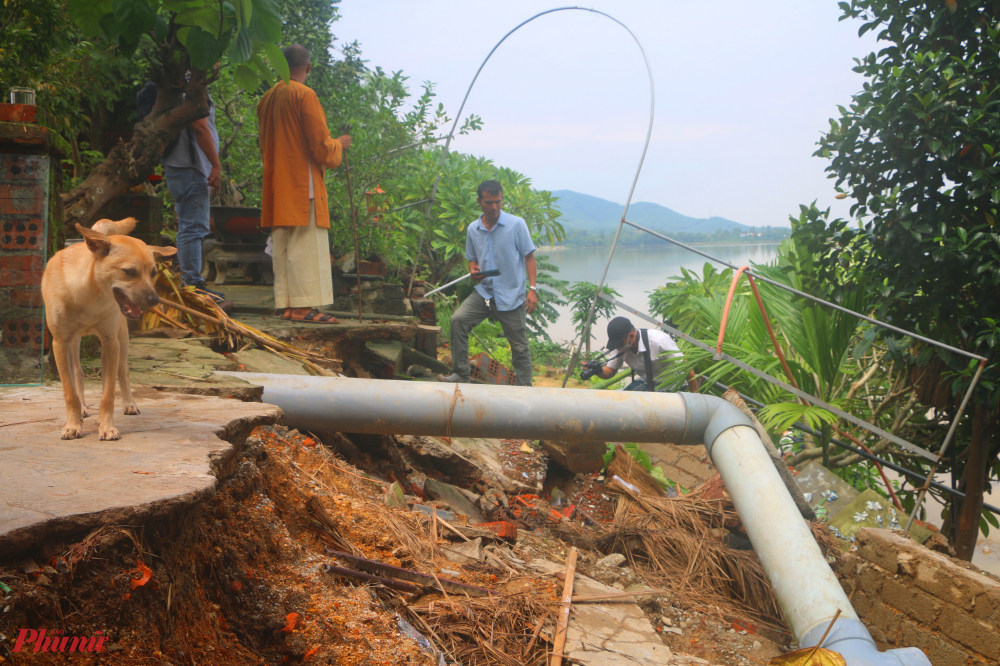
[550,547,578,666]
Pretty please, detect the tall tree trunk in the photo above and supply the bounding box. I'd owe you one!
[59,64,212,229]
[954,404,995,561]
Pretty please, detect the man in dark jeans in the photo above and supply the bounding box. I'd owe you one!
[438,180,538,386]
[161,88,231,310]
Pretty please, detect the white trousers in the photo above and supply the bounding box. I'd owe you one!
[270,200,334,309]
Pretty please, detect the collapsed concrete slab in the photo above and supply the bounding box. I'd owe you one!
[0,386,280,556]
[529,558,676,666]
[399,435,537,493]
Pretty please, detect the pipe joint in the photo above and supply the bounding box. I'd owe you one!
[678,393,753,457]
[800,619,930,666]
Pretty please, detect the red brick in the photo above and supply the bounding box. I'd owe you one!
[0,253,44,271]
[2,319,45,350]
[859,528,1000,616]
[899,617,978,666]
[10,287,43,308]
[865,596,904,640]
[972,589,1000,627]
[936,604,1000,659]
[856,530,902,573]
[1,154,46,180]
[0,269,43,286]
[857,562,888,596]
[0,195,42,216]
[0,103,37,123]
[852,590,875,617]
[0,219,44,250]
[882,576,945,625]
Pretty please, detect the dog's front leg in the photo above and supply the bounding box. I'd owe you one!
[52,336,84,439]
[117,318,139,415]
[69,334,88,417]
[97,332,121,441]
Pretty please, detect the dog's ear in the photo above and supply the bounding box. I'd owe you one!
[76,223,111,257]
[91,217,137,236]
[148,245,178,259]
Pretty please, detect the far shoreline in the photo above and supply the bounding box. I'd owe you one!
[538,241,785,251]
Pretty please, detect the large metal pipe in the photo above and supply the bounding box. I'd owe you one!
[221,374,930,666]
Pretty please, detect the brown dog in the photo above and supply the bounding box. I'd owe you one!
[41,218,177,440]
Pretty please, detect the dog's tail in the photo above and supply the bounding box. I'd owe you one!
[91,218,137,237]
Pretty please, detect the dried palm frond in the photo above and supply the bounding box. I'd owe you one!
[411,593,555,666]
[382,511,436,562]
[306,496,360,555]
[141,262,337,375]
[600,482,787,631]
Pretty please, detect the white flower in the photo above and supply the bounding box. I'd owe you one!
[854,511,869,522]
[866,501,883,512]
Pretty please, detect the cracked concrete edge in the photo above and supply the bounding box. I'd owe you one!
[0,485,219,558]
[207,407,283,479]
[0,407,282,558]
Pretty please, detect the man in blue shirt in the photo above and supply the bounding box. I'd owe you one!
[438,180,538,386]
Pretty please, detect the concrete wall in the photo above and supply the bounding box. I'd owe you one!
[834,528,1000,665]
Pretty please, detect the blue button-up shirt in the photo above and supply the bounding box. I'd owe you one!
[466,211,536,312]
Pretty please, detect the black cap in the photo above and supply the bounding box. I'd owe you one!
[605,316,634,351]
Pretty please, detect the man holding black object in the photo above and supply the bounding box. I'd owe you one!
[581,316,699,392]
[438,180,538,386]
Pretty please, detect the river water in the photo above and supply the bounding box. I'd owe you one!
[540,243,780,343]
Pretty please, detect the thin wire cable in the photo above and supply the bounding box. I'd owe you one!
[717,382,1000,517]
[409,6,655,300]
[621,219,987,362]
[596,292,940,462]
[904,359,986,530]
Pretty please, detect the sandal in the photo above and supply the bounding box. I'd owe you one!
[292,309,339,324]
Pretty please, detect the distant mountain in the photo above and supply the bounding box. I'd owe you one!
[551,190,750,234]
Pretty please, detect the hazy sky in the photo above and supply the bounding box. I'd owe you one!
[335,1,878,228]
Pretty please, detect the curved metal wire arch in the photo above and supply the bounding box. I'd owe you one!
[407,7,656,369]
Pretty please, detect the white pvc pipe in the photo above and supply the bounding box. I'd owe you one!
[712,425,859,636]
[219,374,930,666]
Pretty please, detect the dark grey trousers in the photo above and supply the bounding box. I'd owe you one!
[449,290,532,386]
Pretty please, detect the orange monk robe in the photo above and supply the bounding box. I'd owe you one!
[257,80,342,229]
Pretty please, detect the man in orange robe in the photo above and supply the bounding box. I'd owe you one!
[258,44,351,323]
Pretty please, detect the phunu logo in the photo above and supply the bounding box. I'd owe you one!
[12,628,110,653]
